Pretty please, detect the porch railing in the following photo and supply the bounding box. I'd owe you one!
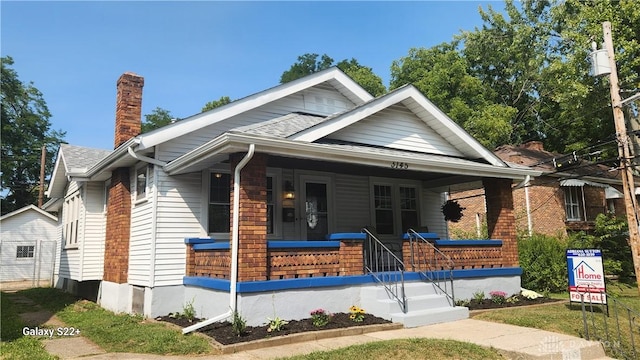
[361,227,407,313]
[579,289,639,359]
[406,229,455,306]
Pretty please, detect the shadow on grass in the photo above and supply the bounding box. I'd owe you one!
[1,288,79,342]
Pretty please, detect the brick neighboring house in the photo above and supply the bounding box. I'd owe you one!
[449,141,635,238]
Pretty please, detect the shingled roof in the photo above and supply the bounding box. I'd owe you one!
[59,144,112,171]
[494,141,619,180]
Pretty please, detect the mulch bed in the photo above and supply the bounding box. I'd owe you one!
[158,296,563,345]
[158,312,391,345]
[465,295,563,310]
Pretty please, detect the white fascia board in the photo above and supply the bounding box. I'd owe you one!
[165,132,540,180]
[290,85,505,168]
[81,138,137,180]
[137,68,373,151]
[403,86,505,167]
[290,86,410,142]
[45,147,68,198]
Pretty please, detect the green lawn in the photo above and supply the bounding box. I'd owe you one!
[473,283,640,359]
[1,288,212,359]
[277,338,505,360]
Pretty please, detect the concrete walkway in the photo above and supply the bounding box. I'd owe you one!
[43,318,614,360]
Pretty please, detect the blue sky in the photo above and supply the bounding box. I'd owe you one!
[2,1,504,150]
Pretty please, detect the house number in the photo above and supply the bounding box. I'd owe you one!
[391,162,409,169]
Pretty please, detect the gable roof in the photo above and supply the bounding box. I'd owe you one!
[136,67,374,151]
[0,204,58,222]
[288,85,505,167]
[46,144,112,198]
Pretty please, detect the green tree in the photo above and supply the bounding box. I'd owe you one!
[1,56,65,215]
[544,0,640,154]
[202,96,232,112]
[141,107,174,133]
[281,53,386,97]
[390,43,514,149]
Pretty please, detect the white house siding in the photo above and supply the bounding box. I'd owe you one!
[129,166,154,286]
[421,189,448,239]
[58,182,85,280]
[0,208,58,284]
[334,173,370,232]
[327,104,464,157]
[153,171,203,286]
[158,85,356,162]
[80,182,106,281]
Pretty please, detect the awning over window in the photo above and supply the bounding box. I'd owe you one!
[559,179,623,199]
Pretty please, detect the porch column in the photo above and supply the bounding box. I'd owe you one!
[483,178,518,267]
[230,152,268,282]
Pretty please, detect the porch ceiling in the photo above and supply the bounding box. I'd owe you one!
[163,133,540,181]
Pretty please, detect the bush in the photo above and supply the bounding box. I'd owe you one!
[518,233,568,292]
[567,213,633,281]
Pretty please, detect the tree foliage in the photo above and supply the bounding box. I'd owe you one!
[390,0,640,153]
[141,107,174,133]
[390,43,514,149]
[1,56,65,215]
[281,53,386,96]
[202,96,232,112]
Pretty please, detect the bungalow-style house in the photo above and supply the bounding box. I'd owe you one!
[0,205,58,289]
[448,141,636,238]
[47,68,539,329]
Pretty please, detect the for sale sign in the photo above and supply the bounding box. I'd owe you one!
[566,249,606,304]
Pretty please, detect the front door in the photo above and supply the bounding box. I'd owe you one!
[300,176,333,240]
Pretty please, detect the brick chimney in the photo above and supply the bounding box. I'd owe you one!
[104,72,144,284]
[521,141,544,151]
[114,72,144,148]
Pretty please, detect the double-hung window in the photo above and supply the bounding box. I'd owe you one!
[564,186,583,221]
[208,172,277,236]
[372,180,420,235]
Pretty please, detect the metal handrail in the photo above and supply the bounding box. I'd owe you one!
[578,289,639,359]
[406,229,455,306]
[361,227,407,313]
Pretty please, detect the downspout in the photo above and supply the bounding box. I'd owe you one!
[127,144,167,167]
[514,175,533,237]
[182,144,255,334]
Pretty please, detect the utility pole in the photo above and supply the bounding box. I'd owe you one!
[38,145,46,208]
[601,21,640,294]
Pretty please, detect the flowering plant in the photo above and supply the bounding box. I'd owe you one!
[310,308,331,327]
[489,290,508,305]
[349,305,365,322]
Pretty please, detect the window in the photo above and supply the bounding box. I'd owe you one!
[136,165,152,201]
[208,172,277,235]
[16,245,34,258]
[400,186,419,231]
[64,192,80,247]
[564,186,583,221]
[266,177,274,235]
[373,181,420,235]
[374,185,394,234]
[208,172,230,233]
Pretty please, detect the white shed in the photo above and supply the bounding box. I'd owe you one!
[0,205,59,290]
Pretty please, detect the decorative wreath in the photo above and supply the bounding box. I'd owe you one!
[441,200,465,223]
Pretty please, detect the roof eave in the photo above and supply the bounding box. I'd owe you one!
[164,133,540,180]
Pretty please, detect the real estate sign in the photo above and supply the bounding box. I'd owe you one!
[566,249,606,304]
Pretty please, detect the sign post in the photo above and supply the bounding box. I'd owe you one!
[566,249,607,305]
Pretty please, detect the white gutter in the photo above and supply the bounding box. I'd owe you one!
[182,144,255,334]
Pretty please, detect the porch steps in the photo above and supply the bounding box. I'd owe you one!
[361,282,469,328]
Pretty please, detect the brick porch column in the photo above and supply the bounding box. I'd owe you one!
[230,152,268,282]
[483,178,518,267]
